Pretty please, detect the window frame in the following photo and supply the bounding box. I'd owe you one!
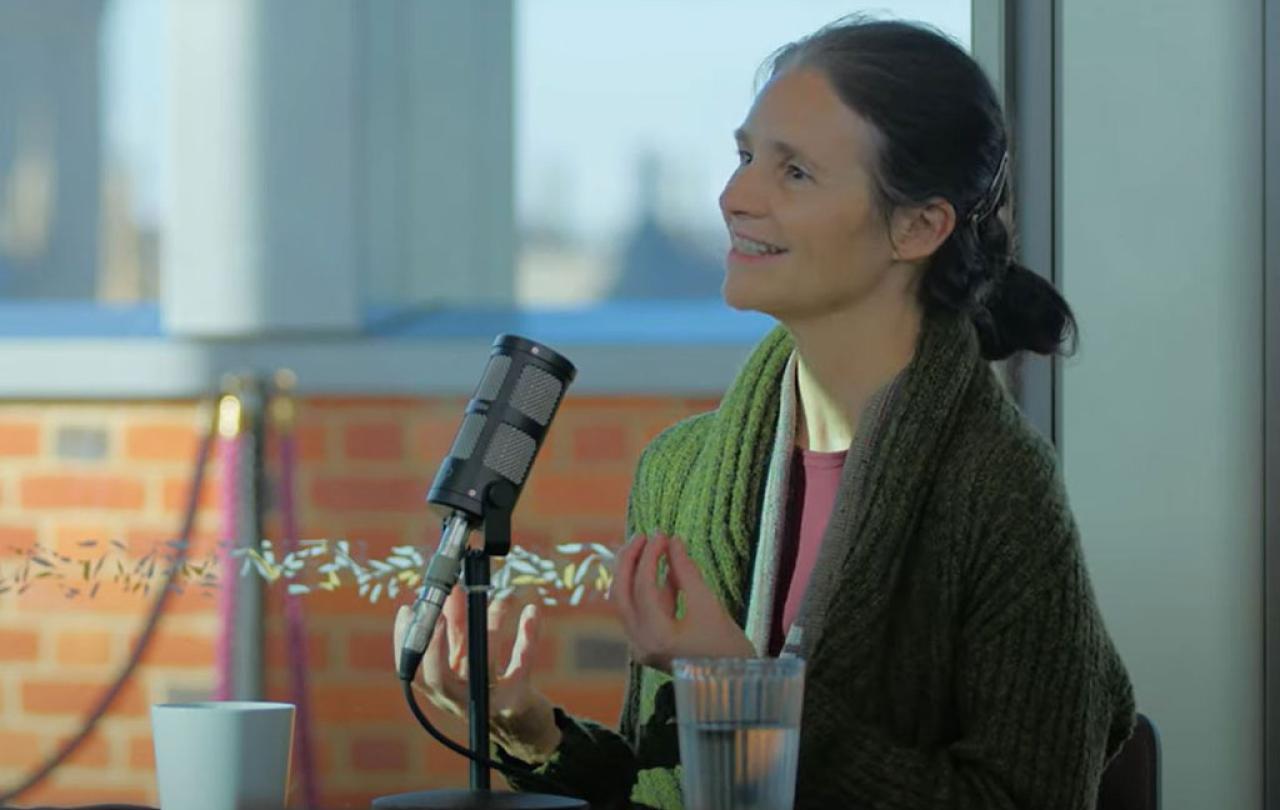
[0,1,1005,399]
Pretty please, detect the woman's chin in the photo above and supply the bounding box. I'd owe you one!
[722,270,783,315]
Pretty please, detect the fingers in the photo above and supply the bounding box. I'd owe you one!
[666,537,713,611]
[488,594,520,678]
[611,534,646,637]
[442,583,466,671]
[421,619,465,710]
[503,602,541,681]
[635,533,676,631]
[393,604,410,669]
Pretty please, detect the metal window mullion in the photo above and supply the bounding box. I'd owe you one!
[1004,0,1059,448]
[1262,0,1279,802]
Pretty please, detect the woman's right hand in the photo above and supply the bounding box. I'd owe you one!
[393,584,562,763]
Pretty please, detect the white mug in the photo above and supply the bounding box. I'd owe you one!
[151,701,295,810]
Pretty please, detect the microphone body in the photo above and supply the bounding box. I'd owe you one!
[398,335,576,683]
[398,513,472,682]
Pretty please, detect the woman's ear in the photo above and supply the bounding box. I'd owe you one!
[889,197,956,263]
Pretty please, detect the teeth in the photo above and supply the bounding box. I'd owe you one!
[732,234,785,256]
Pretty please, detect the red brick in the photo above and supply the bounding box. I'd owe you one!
[350,737,409,771]
[0,524,37,551]
[137,631,215,668]
[56,631,114,666]
[21,474,146,510]
[414,416,462,463]
[347,631,395,673]
[294,423,329,463]
[0,422,40,456]
[312,683,406,723]
[540,682,624,725]
[162,475,218,512]
[571,424,629,463]
[14,578,140,616]
[638,418,681,448]
[124,423,199,462]
[0,731,42,767]
[682,397,721,412]
[21,677,148,717]
[0,629,39,661]
[129,734,155,769]
[526,471,632,518]
[508,528,554,554]
[53,523,115,556]
[305,396,421,410]
[561,396,676,413]
[344,423,406,462]
[265,630,329,671]
[311,476,426,513]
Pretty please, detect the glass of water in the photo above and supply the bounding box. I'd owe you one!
[672,657,806,810]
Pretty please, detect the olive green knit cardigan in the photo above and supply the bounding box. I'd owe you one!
[507,309,1135,809]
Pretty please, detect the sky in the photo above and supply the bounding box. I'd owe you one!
[514,1,971,245]
[101,0,971,244]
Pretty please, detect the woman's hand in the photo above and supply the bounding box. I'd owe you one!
[612,532,756,673]
[393,584,562,763]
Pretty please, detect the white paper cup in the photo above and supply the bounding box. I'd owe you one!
[152,701,295,810]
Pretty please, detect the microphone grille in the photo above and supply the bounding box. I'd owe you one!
[474,356,512,402]
[449,413,486,460]
[483,423,539,484]
[510,365,564,426]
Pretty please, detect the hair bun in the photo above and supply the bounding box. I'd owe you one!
[972,263,1076,361]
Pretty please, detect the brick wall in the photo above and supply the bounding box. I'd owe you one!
[0,394,716,808]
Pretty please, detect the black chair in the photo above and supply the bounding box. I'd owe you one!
[1097,713,1160,810]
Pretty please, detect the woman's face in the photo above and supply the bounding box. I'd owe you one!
[718,66,907,320]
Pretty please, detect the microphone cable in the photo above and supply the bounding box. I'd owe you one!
[399,678,579,798]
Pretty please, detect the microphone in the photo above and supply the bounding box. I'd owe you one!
[398,335,576,683]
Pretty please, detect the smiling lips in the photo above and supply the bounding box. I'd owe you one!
[729,232,788,260]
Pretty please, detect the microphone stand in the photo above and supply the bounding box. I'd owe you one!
[464,549,494,793]
[373,482,586,810]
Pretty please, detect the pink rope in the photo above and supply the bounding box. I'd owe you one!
[213,435,242,701]
[279,432,320,809]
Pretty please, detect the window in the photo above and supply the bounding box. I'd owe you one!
[514,0,973,308]
[0,0,975,337]
[0,0,162,304]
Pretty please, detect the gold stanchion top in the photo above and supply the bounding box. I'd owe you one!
[218,393,243,438]
[271,368,298,431]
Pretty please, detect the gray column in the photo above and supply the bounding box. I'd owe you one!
[1059,2,1265,807]
[163,0,361,336]
[163,0,516,336]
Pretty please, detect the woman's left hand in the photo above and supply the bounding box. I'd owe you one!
[611,532,755,673]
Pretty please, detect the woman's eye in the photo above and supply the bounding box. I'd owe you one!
[736,150,752,166]
[786,164,809,181]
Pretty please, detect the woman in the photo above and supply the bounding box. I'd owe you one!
[396,15,1135,809]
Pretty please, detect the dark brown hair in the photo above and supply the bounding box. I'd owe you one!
[766,15,1077,360]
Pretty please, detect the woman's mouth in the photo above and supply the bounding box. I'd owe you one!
[728,233,789,262]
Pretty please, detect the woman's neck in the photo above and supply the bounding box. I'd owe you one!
[790,298,922,452]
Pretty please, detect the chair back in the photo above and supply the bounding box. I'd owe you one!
[1097,713,1160,810]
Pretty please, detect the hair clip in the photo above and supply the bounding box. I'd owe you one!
[968,149,1009,225]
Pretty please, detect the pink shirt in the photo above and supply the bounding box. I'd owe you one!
[769,446,847,655]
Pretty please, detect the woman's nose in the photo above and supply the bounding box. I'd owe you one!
[718,168,763,220]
